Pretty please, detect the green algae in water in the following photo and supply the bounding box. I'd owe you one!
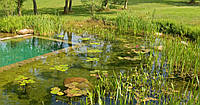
[0,37,69,67]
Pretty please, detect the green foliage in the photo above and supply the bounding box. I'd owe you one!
[81,0,103,15]
[80,37,91,41]
[15,75,35,86]
[50,64,69,72]
[86,57,99,62]
[155,20,200,40]
[50,87,64,96]
[87,49,103,53]
[0,0,17,16]
[0,15,63,35]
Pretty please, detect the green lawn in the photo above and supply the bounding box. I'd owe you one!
[21,0,200,26]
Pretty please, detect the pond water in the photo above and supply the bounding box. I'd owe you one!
[0,37,69,67]
[0,32,145,105]
[0,32,192,105]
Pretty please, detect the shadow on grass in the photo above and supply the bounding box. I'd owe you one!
[128,0,200,6]
[21,5,117,17]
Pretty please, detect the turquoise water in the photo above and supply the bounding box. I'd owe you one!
[0,37,69,67]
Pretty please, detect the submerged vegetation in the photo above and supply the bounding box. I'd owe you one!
[0,0,200,105]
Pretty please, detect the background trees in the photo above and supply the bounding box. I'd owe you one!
[33,0,37,15]
[189,0,196,3]
[64,0,72,14]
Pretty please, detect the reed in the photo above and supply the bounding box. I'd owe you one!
[0,15,64,35]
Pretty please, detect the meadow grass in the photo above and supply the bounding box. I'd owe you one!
[9,0,199,26]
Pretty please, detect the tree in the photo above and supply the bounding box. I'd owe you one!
[189,0,196,4]
[124,0,128,9]
[33,0,37,15]
[64,0,73,14]
[16,0,26,16]
[17,0,22,16]
[102,0,109,9]
[64,0,69,14]
[69,0,72,12]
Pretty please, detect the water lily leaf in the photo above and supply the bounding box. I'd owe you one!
[58,35,64,38]
[86,57,99,62]
[80,38,90,41]
[27,79,35,83]
[118,56,124,60]
[57,92,64,96]
[87,49,102,53]
[50,90,60,94]
[51,87,61,91]
[20,83,26,86]
[90,43,100,45]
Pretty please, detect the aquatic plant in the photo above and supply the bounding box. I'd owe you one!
[0,15,63,35]
[15,75,35,86]
[87,49,102,53]
[50,64,69,72]
[89,42,100,45]
[58,35,64,38]
[80,38,91,41]
[50,87,64,96]
[86,57,99,62]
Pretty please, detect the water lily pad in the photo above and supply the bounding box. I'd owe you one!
[118,56,141,61]
[64,88,87,97]
[63,77,93,97]
[87,49,102,53]
[50,64,69,72]
[86,57,99,62]
[57,92,64,96]
[80,38,90,41]
[58,35,64,38]
[50,87,61,94]
[90,43,100,45]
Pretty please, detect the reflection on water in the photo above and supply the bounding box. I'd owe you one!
[0,32,168,105]
[0,37,70,67]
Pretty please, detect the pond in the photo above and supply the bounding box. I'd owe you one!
[0,32,145,105]
[0,37,69,67]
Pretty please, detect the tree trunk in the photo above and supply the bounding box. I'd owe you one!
[17,0,21,16]
[189,0,196,3]
[33,0,37,15]
[64,0,69,14]
[104,0,108,9]
[69,0,72,12]
[124,0,128,9]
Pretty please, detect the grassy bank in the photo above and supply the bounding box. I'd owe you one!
[0,15,63,35]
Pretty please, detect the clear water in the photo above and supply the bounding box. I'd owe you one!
[0,37,69,67]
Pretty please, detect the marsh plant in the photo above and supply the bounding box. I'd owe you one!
[0,15,63,35]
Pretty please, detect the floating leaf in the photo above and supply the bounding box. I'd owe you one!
[50,87,61,94]
[50,64,69,72]
[58,35,64,38]
[80,38,90,41]
[86,57,99,62]
[57,92,64,96]
[87,49,102,53]
[90,43,100,45]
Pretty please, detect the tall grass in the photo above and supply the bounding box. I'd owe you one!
[0,15,64,35]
